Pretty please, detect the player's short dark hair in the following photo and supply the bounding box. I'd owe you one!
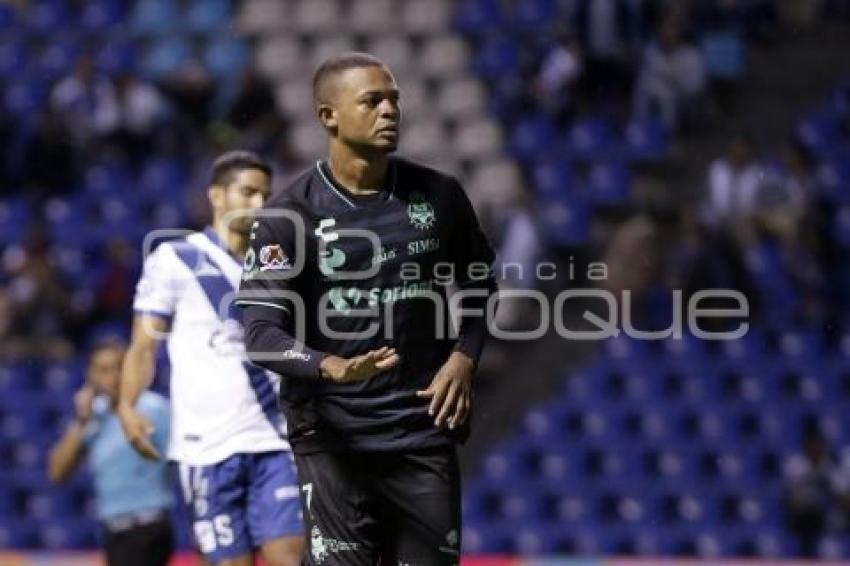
[312,52,386,107]
[211,150,272,187]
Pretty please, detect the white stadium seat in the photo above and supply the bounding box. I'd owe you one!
[401,120,447,161]
[364,35,416,79]
[452,118,503,160]
[276,80,315,118]
[435,77,486,118]
[400,0,452,34]
[349,0,398,34]
[255,36,305,79]
[420,35,469,78]
[309,36,357,71]
[293,0,342,34]
[237,0,290,35]
[290,119,327,162]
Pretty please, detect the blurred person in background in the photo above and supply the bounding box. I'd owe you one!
[225,65,285,155]
[100,72,167,165]
[47,339,173,566]
[49,54,119,148]
[633,13,707,131]
[535,26,584,126]
[783,421,850,557]
[702,132,762,231]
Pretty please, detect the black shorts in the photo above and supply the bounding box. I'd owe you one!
[102,516,174,566]
[295,446,461,565]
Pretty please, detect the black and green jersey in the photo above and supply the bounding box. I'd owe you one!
[236,156,496,453]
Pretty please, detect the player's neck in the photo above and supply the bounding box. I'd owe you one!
[327,147,388,195]
[212,222,249,257]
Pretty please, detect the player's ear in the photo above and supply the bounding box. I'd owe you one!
[317,103,337,132]
[207,185,224,210]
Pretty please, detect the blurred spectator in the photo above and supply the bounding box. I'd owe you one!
[100,73,166,164]
[225,66,285,153]
[633,14,707,130]
[702,133,762,228]
[573,0,639,105]
[50,54,119,146]
[160,59,217,153]
[783,422,850,557]
[92,240,138,324]
[535,27,584,125]
[2,226,75,358]
[21,112,79,195]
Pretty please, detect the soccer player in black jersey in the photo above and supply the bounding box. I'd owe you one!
[235,52,497,565]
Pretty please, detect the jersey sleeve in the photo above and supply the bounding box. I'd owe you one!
[447,179,498,365]
[133,243,181,320]
[236,212,327,380]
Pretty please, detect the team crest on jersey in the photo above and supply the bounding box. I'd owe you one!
[407,193,436,230]
[259,244,292,271]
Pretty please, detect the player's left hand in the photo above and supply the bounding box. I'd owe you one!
[416,351,475,430]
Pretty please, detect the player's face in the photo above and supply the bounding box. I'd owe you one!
[334,66,401,153]
[218,168,271,234]
[87,346,125,399]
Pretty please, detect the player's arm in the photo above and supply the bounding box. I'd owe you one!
[238,214,398,383]
[417,180,497,429]
[117,314,167,460]
[47,386,95,483]
[116,242,176,460]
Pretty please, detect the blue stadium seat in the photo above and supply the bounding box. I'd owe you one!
[622,118,668,162]
[510,523,562,555]
[42,360,84,397]
[462,522,512,554]
[0,197,30,245]
[819,157,850,205]
[79,0,125,32]
[532,159,577,199]
[586,160,631,207]
[27,0,69,34]
[471,36,519,79]
[84,162,133,198]
[0,3,16,31]
[454,0,503,35]
[508,0,555,31]
[204,38,248,79]
[0,520,39,548]
[95,39,137,75]
[186,0,231,34]
[564,116,614,160]
[4,79,47,118]
[508,115,556,161]
[39,519,97,550]
[142,37,192,79]
[536,195,590,246]
[796,111,841,158]
[0,37,29,80]
[37,35,81,80]
[130,0,181,35]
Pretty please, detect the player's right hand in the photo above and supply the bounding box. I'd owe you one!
[73,386,95,425]
[117,403,161,461]
[320,346,400,383]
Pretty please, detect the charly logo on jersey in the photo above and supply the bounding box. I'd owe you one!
[407,193,436,230]
[259,244,292,271]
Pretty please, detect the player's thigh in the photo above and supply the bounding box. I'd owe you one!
[176,458,253,564]
[245,451,304,564]
[375,447,462,566]
[294,451,380,565]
